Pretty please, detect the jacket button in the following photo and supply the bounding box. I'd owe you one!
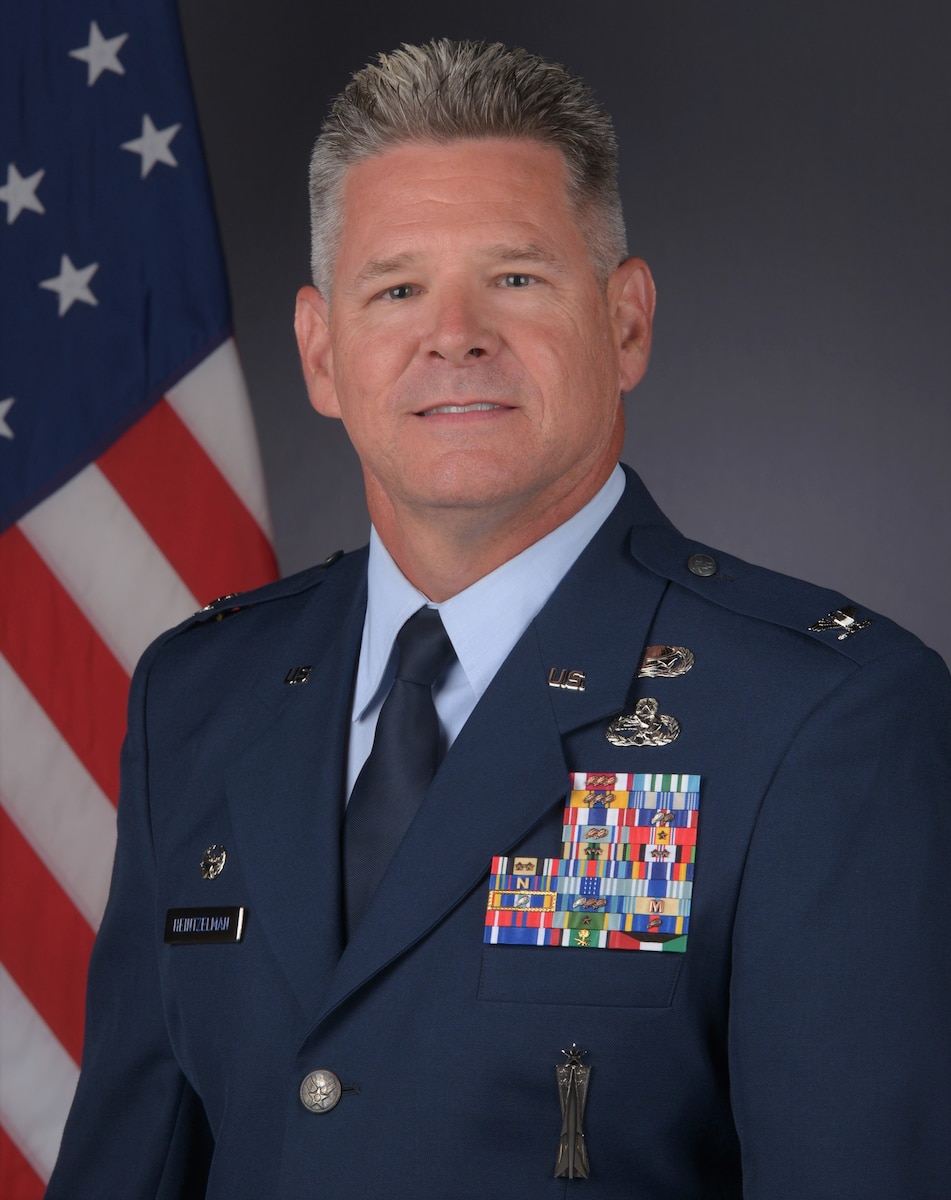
[300,1069,342,1113]
[687,553,718,577]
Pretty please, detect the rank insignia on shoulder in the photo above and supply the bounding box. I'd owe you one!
[197,592,238,613]
[808,605,873,640]
[484,773,700,952]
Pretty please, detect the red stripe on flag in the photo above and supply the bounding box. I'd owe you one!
[98,399,279,605]
[0,1127,45,1200]
[0,806,93,1064]
[0,527,127,804]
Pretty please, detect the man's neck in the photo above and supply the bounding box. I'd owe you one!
[366,465,619,602]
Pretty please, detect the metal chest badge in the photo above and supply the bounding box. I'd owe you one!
[200,844,227,879]
[555,1044,591,1178]
[484,772,701,951]
[637,644,695,679]
[605,697,680,747]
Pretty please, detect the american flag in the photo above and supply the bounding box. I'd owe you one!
[0,4,278,1193]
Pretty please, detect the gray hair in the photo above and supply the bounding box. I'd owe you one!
[308,39,628,293]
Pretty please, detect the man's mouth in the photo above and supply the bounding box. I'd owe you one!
[420,402,505,416]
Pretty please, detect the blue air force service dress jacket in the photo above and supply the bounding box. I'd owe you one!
[47,467,951,1199]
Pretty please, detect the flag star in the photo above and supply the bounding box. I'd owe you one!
[0,163,45,224]
[40,255,100,316]
[0,398,14,439]
[69,20,128,86]
[121,115,182,179]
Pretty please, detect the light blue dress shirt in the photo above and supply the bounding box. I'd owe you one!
[346,465,626,796]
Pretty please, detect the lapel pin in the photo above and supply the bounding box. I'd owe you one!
[605,697,680,747]
[808,606,872,640]
[548,668,586,692]
[284,665,312,685]
[637,644,695,678]
[200,844,227,879]
[555,1044,591,1179]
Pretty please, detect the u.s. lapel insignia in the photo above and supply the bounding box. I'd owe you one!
[200,844,227,879]
[808,606,872,640]
[605,697,680,747]
[637,644,695,679]
[284,665,312,684]
[484,772,701,952]
[548,668,586,691]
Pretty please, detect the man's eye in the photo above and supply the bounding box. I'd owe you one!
[383,284,416,300]
[500,273,534,288]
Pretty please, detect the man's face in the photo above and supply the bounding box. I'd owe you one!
[296,138,654,537]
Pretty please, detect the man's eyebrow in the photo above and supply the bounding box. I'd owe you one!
[482,242,563,268]
[354,253,419,286]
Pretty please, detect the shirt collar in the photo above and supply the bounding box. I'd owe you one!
[353,464,625,721]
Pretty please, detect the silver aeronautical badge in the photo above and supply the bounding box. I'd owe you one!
[605,697,680,747]
[637,644,695,679]
[808,606,873,640]
[200,845,227,880]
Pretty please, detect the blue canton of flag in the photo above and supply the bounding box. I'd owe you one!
[1,2,230,527]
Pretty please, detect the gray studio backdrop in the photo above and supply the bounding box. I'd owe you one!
[179,0,950,666]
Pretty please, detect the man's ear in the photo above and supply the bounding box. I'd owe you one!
[608,258,657,394]
[294,285,340,417]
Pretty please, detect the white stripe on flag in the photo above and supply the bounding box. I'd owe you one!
[18,463,199,675]
[0,656,116,929]
[167,339,274,538]
[0,965,80,1185]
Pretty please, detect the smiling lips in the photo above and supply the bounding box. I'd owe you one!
[420,402,506,416]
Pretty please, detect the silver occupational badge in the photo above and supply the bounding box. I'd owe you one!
[554,1044,591,1179]
[605,697,680,747]
[637,644,695,679]
[199,845,227,880]
[808,606,873,640]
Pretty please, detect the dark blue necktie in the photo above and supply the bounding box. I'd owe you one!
[344,607,455,938]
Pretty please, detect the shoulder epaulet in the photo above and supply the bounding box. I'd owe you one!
[161,548,351,641]
[618,464,923,665]
[632,530,919,666]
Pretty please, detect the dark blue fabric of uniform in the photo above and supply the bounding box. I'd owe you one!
[344,606,454,937]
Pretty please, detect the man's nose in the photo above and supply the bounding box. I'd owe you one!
[422,290,499,364]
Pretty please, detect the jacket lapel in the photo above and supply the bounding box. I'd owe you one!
[225,559,366,1015]
[316,482,669,1024]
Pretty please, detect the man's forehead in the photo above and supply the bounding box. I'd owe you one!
[336,137,576,236]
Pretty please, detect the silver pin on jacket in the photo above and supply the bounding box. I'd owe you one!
[808,606,872,640]
[605,697,680,747]
[554,1044,590,1179]
[637,644,695,678]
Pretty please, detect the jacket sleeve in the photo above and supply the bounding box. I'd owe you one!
[729,643,951,1198]
[45,645,213,1200]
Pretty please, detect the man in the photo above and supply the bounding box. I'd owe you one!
[48,39,951,1199]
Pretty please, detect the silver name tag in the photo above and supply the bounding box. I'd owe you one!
[164,906,246,944]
